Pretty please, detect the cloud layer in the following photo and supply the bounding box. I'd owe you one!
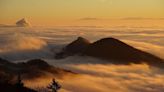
[24,57,164,92]
[0,26,163,92]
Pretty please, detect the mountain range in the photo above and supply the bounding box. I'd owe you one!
[55,37,164,68]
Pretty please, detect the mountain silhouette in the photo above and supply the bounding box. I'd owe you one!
[83,38,163,65]
[0,58,74,80]
[0,58,37,92]
[0,82,37,92]
[24,59,51,69]
[55,37,90,59]
[56,37,164,68]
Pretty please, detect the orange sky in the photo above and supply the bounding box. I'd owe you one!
[0,0,164,27]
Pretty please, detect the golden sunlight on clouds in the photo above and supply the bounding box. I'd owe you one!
[24,63,164,92]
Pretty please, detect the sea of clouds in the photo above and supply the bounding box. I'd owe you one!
[0,26,164,92]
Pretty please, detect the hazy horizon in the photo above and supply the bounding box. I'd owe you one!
[0,0,164,26]
[0,0,164,92]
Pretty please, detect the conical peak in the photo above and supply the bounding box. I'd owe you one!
[93,37,127,46]
[97,37,120,42]
[17,18,27,23]
[16,18,31,27]
[76,37,90,44]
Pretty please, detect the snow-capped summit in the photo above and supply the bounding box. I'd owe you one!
[16,18,31,27]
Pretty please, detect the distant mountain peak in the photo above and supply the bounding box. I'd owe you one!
[16,18,31,27]
[94,37,125,44]
[64,36,90,53]
[76,36,90,44]
[55,37,90,59]
[95,38,117,43]
[55,37,164,68]
[92,37,133,48]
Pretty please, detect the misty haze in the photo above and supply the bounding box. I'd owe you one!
[0,0,164,92]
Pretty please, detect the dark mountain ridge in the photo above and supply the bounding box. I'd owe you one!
[0,58,75,92]
[56,37,164,68]
[0,82,37,92]
[55,37,90,59]
[0,58,74,81]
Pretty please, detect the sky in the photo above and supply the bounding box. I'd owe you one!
[0,0,164,26]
